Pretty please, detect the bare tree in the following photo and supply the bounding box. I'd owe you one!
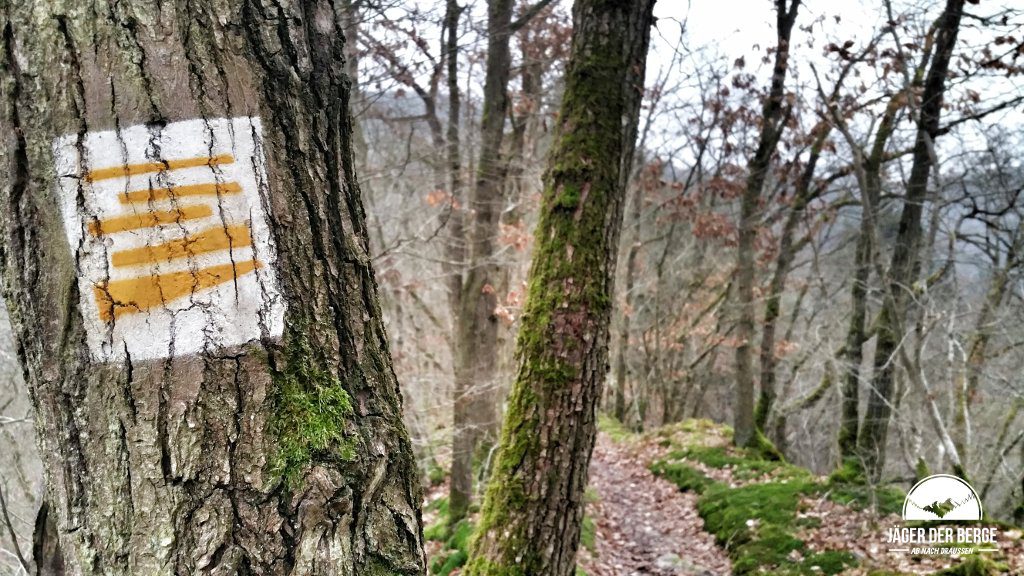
[859,0,967,480]
[449,0,555,527]
[733,0,801,449]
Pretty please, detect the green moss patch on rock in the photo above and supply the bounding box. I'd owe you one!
[803,551,859,574]
[654,451,850,574]
[644,418,1021,575]
[664,444,806,483]
[597,413,634,443]
[695,479,845,575]
[934,556,1010,576]
[651,419,855,575]
[430,519,474,575]
[825,479,905,516]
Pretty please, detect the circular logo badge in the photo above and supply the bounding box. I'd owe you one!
[903,474,982,521]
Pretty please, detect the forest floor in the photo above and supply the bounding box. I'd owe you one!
[575,430,731,575]
[423,418,1024,575]
[586,418,1024,576]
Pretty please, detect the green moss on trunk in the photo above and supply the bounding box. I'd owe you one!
[269,329,357,485]
[463,1,656,574]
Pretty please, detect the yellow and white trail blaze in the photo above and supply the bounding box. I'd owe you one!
[53,117,285,361]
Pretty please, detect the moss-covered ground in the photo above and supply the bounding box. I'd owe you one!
[423,497,473,575]
[422,418,1021,575]
[643,419,1018,576]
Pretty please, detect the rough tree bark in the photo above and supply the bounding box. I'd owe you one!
[463,0,655,573]
[858,0,965,479]
[733,0,800,449]
[0,1,424,574]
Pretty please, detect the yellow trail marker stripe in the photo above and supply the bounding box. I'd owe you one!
[94,259,263,321]
[88,204,213,236]
[120,181,242,204]
[85,154,234,182]
[111,224,253,267]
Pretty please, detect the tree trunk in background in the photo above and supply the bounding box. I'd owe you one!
[442,1,469,499]
[0,1,423,574]
[464,0,655,573]
[612,180,642,423]
[448,0,514,528]
[858,0,965,479]
[444,0,466,323]
[754,121,827,435]
[953,229,1018,470]
[835,93,901,464]
[733,0,800,448]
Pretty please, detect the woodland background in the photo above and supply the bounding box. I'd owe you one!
[2,0,1024,573]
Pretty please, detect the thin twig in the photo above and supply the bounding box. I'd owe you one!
[0,480,29,572]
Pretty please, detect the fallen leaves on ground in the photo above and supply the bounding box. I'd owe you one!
[577,433,732,575]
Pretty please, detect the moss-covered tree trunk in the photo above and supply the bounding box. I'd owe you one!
[0,1,424,574]
[858,0,965,479]
[462,0,655,574]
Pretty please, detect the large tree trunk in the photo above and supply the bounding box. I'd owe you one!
[733,0,799,448]
[858,0,965,479]
[447,0,514,528]
[463,0,655,573]
[0,2,424,574]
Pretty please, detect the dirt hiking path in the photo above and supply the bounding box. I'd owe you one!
[577,433,731,576]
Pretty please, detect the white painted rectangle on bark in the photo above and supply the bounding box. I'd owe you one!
[53,117,286,362]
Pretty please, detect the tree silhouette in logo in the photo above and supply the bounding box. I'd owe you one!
[923,498,955,518]
[909,494,975,519]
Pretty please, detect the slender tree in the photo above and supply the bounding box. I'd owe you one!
[734,0,800,449]
[443,0,466,327]
[0,1,423,573]
[448,0,516,528]
[463,0,656,573]
[829,86,907,465]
